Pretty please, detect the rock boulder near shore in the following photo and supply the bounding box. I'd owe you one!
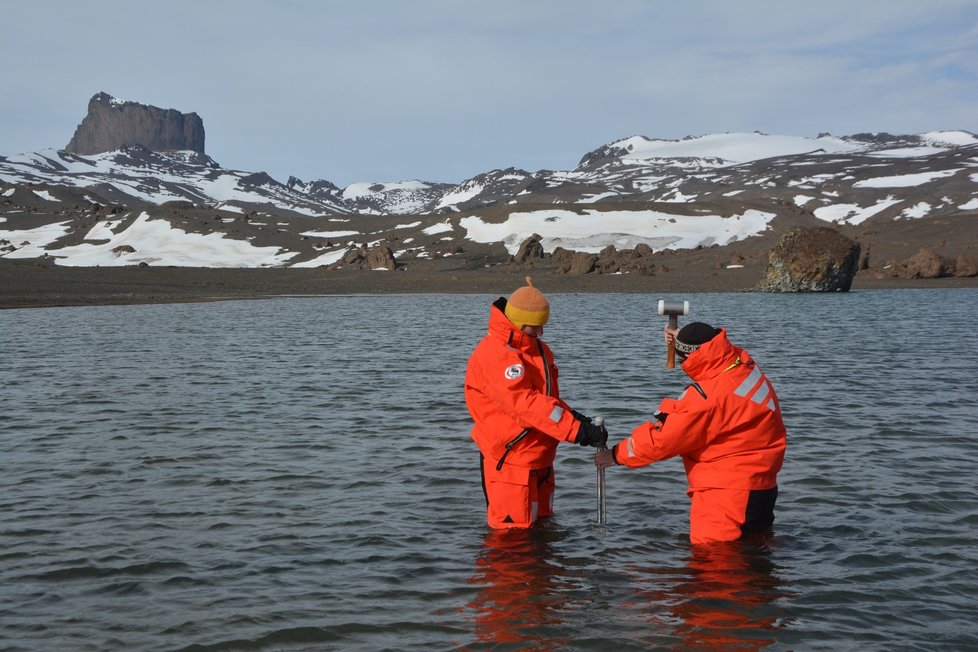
[755,226,861,292]
[509,234,661,275]
[66,92,205,155]
[328,244,398,271]
[875,248,978,279]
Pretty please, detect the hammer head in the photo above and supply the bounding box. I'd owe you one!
[658,299,690,369]
[657,299,690,317]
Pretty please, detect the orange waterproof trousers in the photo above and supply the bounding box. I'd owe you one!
[480,456,555,529]
[688,486,778,544]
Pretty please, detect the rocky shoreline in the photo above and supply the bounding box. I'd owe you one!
[2,256,975,310]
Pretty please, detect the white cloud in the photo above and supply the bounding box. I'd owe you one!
[0,0,978,186]
[1,1,975,187]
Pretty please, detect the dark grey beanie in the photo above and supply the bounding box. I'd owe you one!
[675,322,721,356]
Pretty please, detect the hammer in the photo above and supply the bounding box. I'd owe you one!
[658,299,690,368]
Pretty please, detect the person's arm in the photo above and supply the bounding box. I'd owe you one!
[605,393,713,468]
[475,350,580,443]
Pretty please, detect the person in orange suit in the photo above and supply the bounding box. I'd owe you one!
[465,277,608,529]
[594,322,787,544]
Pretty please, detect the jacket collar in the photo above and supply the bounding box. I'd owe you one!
[680,328,745,380]
[489,297,539,349]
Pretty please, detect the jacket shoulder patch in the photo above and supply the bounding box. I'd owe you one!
[504,364,524,380]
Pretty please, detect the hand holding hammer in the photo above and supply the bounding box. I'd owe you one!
[657,299,690,368]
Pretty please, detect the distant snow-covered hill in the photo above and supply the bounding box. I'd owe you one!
[3,130,976,218]
[2,129,977,269]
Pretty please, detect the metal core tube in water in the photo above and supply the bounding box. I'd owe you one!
[594,416,606,525]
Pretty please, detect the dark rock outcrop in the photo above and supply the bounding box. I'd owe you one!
[333,244,397,270]
[514,233,545,263]
[239,172,281,188]
[365,245,397,271]
[339,247,366,267]
[884,248,978,279]
[755,227,860,292]
[559,252,598,274]
[552,242,660,275]
[954,254,978,277]
[66,92,205,155]
[900,248,947,278]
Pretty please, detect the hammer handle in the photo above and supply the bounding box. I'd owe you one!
[666,315,678,368]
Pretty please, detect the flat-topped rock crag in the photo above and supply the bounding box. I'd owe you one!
[66,92,205,155]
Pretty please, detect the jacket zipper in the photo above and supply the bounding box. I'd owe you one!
[497,339,553,471]
[496,428,531,471]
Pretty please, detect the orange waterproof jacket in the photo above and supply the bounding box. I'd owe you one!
[465,298,581,470]
[614,329,786,491]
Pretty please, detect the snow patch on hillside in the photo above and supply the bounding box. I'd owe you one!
[813,196,903,225]
[460,209,775,254]
[853,169,961,188]
[2,212,294,267]
[613,133,861,165]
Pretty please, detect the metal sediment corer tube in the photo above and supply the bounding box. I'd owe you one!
[594,416,607,525]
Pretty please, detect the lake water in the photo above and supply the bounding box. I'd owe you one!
[1,289,977,651]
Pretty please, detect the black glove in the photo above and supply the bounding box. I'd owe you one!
[570,409,591,424]
[576,419,608,448]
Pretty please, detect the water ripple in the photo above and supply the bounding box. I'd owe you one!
[1,292,977,650]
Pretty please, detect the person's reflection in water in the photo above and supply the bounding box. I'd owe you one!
[466,523,571,649]
[671,535,789,650]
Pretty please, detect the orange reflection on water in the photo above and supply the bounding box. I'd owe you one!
[670,537,785,650]
[466,527,571,650]
[466,526,789,650]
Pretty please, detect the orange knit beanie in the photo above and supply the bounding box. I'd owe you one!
[505,276,550,327]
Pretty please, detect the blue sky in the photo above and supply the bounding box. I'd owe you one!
[2,0,976,187]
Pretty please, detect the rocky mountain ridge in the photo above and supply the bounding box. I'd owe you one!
[1,93,977,286]
[2,93,976,219]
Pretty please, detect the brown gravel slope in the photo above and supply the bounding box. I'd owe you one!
[2,250,975,310]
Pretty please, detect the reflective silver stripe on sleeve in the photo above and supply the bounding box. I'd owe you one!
[626,438,636,458]
[751,379,771,405]
[734,366,762,397]
[549,405,564,423]
[734,366,778,412]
